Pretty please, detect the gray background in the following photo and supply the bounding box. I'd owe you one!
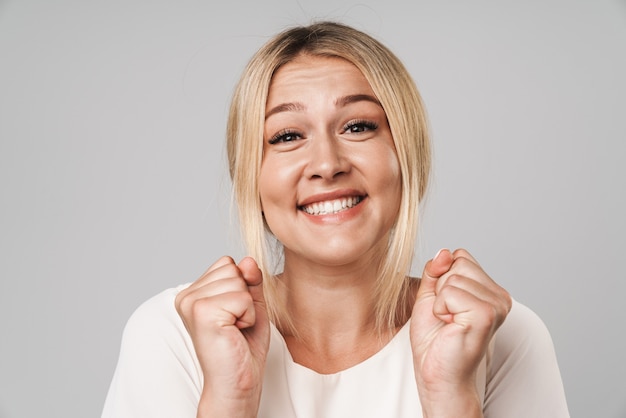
[1,0,624,417]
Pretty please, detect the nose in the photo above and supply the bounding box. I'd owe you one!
[304,133,350,180]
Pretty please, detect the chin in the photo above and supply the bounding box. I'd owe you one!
[296,240,387,268]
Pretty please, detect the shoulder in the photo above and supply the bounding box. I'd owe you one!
[102,284,201,418]
[121,284,191,346]
[485,299,570,417]
[114,283,197,368]
[494,299,553,353]
[490,299,559,374]
[125,284,189,329]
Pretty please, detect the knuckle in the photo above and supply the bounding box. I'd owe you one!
[174,292,184,313]
[450,256,472,272]
[437,282,455,298]
[190,297,212,319]
[223,263,244,279]
[208,256,235,272]
[217,255,235,264]
[502,289,513,312]
[491,300,510,325]
[452,248,470,259]
[445,273,463,286]
[237,290,254,306]
[220,276,248,293]
[212,262,237,277]
[175,292,193,316]
[485,304,498,323]
[474,302,499,330]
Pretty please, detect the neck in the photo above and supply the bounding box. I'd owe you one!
[276,250,396,373]
[280,249,381,333]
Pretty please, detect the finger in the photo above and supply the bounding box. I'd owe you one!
[206,255,236,274]
[226,291,257,329]
[184,276,249,301]
[175,278,245,328]
[435,255,486,294]
[451,248,479,264]
[416,248,454,299]
[450,250,512,312]
[238,257,266,310]
[438,274,511,320]
[238,257,263,287]
[176,261,244,314]
[435,256,504,298]
[433,284,506,333]
[428,248,454,278]
[185,261,242,294]
[191,291,257,330]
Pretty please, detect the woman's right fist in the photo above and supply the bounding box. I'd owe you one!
[175,256,270,417]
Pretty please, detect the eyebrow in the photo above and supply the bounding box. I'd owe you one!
[335,94,382,108]
[264,94,382,120]
[265,102,306,120]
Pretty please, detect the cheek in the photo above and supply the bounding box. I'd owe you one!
[370,145,403,218]
[361,143,402,191]
[384,154,403,207]
[258,155,300,210]
[258,166,274,211]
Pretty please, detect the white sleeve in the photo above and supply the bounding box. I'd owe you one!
[102,286,202,418]
[484,300,570,418]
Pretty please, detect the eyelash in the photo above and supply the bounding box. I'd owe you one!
[342,119,378,134]
[267,120,379,145]
[268,129,302,145]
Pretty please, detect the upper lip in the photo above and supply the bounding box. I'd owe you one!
[298,189,366,208]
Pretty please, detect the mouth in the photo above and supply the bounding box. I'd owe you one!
[299,195,364,216]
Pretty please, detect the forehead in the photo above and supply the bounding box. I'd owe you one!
[266,55,376,106]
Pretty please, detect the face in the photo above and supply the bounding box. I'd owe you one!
[259,55,402,268]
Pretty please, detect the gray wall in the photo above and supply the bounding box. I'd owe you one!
[1,0,624,417]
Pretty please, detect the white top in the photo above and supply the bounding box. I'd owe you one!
[102,285,570,417]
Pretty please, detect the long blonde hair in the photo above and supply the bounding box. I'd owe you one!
[227,21,431,334]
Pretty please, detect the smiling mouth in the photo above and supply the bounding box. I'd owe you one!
[299,196,364,215]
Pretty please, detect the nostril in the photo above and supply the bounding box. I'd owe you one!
[304,138,351,180]
[308,169,348,181]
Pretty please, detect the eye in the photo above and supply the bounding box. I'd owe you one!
[342,119,379,134]
[268,129,303,145]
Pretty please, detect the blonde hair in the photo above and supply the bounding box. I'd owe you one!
[227,21,431,334]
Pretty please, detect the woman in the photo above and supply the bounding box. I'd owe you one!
[103,21,569,417]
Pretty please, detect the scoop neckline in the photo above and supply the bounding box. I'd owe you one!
[270,319,412,377]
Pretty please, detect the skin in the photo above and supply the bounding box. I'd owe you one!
[175,55,512,418]
[175,256,269,417]
[260,55,402,271]
[259,55,405,371]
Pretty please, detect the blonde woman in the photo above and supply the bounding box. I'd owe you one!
[103,22,569,418]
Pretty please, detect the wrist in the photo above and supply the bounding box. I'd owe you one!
[418,383,483,418]
[197,384,262,418]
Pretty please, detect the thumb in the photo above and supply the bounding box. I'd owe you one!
[416,248,454,298]
[238,256,266,307]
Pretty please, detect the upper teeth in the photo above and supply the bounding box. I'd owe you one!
[301,196,362,215]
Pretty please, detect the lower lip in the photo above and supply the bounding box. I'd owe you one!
[300,198,366,225]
